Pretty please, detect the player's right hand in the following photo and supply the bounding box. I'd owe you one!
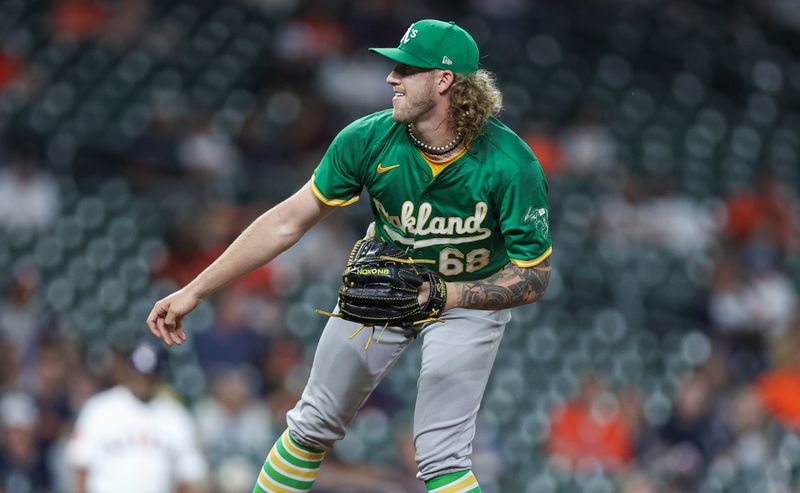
[146,288,203,347]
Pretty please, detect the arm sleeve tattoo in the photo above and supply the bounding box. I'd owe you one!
[452,258,551,310]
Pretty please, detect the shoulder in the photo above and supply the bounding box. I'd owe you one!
[481,117,540,168]
[78,387,127,417]
[335,109,399,145]
[479,117,545,180]
[152,395,195,427]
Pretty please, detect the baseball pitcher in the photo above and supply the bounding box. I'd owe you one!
[148,19,552,493]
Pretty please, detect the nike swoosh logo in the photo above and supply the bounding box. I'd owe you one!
[377,163,401,174]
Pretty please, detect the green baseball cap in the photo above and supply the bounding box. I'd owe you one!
[369,19,479,75]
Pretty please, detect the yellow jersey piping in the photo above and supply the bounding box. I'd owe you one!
[309,176,360,206]
[509,246,552,267]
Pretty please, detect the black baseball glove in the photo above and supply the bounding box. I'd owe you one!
[334,238,447,330]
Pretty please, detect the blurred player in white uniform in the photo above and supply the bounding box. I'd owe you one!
[67,341,207,493]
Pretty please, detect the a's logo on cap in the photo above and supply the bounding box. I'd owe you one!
[401,24,418,44]
[442,56,453,65]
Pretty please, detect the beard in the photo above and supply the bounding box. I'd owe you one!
[391,84,436,124]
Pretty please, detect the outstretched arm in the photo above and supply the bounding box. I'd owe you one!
[147,181,336,346]
[444,257,551,311]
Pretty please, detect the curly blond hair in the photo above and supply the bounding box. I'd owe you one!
[449,69,503,144]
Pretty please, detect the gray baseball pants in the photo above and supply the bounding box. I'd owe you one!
[286,306,510,480]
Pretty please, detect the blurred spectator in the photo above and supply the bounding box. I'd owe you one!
[521,122,565,177]
[546,375,634,471]
[0,267,46,361]
[66,341,207,493]
[709,248,797,380]
[274,14,349,63]
[50,0,108,41]
[262,357,309,434]
[272,216,357,282]
[0,337,20,391]
[258,336,304,396]
[129,109,182,180]
[560,108,616,174]
[195,292,264,372]
[158,204,276,293]
[24,339,76,489]
[0,392,51,493]
[98,0,149,51]
[64,368,101,423]
[209,455,257,493]
[708,256,752,334]
[636,182,716,257]
[741,243,797,337]
[722,173,799,256]
[234,114,275,171]
[264,87,335,156]
[0,50,21,89]
[0,145,60,231]
[0,54,45,104]
[193,366,274,476]
[726,387,769,471]
[317,52,395,113]
[757,320,800,432]
[707,258,770,382]
[599,176,715,257]
[315,452,412,493]
[618,471,659,493]
[655,373,725,468]
[177,113,242,177]
[0,27,35,96]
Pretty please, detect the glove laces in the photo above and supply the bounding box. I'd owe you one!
[313,309,445,350]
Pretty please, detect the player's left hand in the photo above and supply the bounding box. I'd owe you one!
[417,281,430,306]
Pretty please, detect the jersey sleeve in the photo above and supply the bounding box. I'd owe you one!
[172,408,209,483]
[498,160,552,267]
[65,402,99,468]
[311,120,365,206]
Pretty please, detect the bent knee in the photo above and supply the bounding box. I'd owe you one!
[286,398,348,451]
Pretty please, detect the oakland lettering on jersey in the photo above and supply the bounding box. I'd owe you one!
[373,199,492,247]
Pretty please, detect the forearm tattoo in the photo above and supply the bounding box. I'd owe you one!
[454,258,551,310]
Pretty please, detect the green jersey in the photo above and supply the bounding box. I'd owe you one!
[312,109,552,281]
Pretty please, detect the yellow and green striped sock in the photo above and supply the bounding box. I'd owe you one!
[425,470,482,493]
[252,429,326,493]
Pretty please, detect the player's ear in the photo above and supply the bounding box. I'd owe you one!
[436,70,455,94]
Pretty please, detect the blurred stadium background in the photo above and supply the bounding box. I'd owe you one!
[1,0,799,492]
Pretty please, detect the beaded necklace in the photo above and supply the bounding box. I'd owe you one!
[406,124,463,155]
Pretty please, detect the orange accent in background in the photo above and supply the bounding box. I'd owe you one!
[523,133,563,176]
[757,370,800,432]
[52,0,108,38]
[546,401,633,471]
[0,52,21,89]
